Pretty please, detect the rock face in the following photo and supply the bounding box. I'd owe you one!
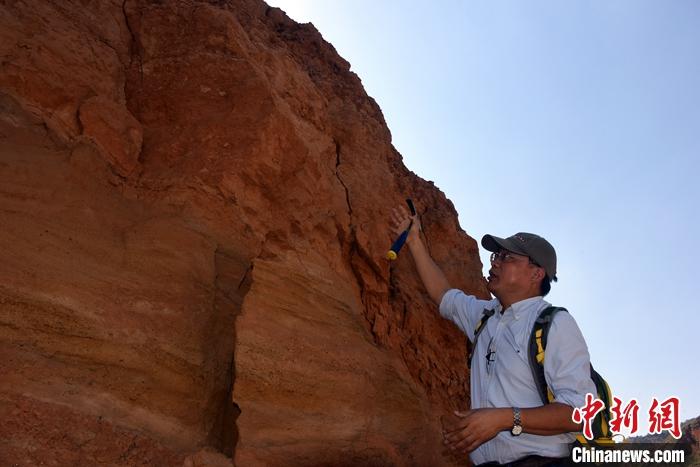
[0,1,488,465]
[628,415,700,464]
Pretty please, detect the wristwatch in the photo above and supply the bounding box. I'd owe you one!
[511,407,523,436]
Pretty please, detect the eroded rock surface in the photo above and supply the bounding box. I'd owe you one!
[0,1,488,465]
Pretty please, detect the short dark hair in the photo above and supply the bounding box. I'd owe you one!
[528,257,552,297]
[540,276,552,297]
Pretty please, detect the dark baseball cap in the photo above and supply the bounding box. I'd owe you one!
[481,232,558,281]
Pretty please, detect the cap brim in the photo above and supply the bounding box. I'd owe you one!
[481,234,529,256]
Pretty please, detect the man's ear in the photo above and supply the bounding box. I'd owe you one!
[532,267,545,282]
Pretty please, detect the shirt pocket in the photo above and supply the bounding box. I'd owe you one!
[503,322,529,364]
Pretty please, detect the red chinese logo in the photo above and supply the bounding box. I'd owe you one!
[576,395,683,440]
[572,393,605,440]
[648,396,681,439]
[610,397,640,435]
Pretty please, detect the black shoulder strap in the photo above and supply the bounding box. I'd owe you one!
[468,308,496,369]
[528,306,568,404]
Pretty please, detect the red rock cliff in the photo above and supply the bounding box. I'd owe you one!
[0,1,489,465]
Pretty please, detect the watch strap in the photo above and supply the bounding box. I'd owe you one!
[511,407,523,436]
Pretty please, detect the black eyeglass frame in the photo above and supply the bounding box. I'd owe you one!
[489,250,542,268]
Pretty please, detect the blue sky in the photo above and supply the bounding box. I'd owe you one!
[266,0,700,436]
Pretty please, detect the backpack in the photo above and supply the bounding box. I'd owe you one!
[468,305,614,445]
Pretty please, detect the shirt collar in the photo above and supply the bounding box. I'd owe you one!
[497,296,544,320]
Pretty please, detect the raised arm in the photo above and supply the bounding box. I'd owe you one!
[390,205,451,305]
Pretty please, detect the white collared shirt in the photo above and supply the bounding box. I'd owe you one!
[439,289,596,465]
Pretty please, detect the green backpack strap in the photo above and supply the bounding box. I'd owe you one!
[468,308,496,369]
[589,364,614,440]
[529,306,615,442]
[528,306,567,404]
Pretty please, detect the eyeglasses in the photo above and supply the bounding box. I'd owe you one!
[490,251,541,267]
[490,251,526,264]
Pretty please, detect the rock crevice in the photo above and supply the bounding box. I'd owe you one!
[0,1,489,465]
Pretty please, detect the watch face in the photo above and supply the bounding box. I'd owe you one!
[512,425,523,436]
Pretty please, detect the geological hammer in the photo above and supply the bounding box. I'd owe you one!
[386,198,416,261]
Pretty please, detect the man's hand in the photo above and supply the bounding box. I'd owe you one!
[390,204,421,245]
[442,408,511,455]
[389,201,451,304]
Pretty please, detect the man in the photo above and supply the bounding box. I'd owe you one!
[390,205,595,466]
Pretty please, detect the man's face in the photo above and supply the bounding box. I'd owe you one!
[486,250,540,297]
